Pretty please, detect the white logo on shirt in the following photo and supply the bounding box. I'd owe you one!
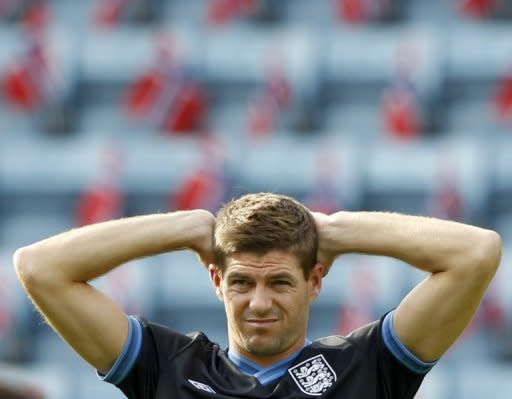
[188,379,216,393]
[288,354,337,396]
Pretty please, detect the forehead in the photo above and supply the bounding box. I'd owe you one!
[224,250,302,276]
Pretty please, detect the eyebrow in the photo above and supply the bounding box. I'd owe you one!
[225,272,252,280]
[269,273,295,280]
[225,271,296,281]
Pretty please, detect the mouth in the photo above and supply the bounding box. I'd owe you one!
[246,319,278,326]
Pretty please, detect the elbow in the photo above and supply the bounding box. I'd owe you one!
[13,246,39,287]
[472,229,502,276]
[13,245,58,289]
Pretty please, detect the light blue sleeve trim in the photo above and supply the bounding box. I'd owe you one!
[97,315,143,385]
[381,311,437,374]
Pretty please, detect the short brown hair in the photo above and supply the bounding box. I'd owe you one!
[214,193,318,279]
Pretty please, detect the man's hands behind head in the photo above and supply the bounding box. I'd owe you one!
[311,211,341,276]
[188,210,216,268]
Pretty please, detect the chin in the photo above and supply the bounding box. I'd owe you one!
[245,336,284,357]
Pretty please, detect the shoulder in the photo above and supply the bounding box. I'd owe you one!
[137,317,212,360]
[313,319,381,351]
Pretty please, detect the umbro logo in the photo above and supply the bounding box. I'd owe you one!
[288,354,337,396]
[188,379,216,393]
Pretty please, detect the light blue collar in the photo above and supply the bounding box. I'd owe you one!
[227,339,312,385]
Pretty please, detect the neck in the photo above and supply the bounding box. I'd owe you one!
[228,335,308,368]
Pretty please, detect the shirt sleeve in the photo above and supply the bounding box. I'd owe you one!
[97,315,143,385]
[99,315,194,399]
[376,310,437,398]
[381,310,437,374]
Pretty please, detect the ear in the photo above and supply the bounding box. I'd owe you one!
[308,263,323,303]
[209,264,224,302]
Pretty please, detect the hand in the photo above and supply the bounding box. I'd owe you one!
[188,210,216,268]
[311,211,337,276]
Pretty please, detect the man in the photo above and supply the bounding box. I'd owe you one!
[14,193,502,398]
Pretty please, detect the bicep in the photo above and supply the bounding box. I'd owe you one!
[393,268,493,362]
[26,280,128,374]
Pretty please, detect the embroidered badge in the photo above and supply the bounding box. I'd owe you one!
[288,354,337,396]
[188,379,216,393]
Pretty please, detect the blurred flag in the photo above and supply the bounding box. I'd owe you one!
[428,179,463,221]
[306,145,340,214]
[2,34,50,110]
[76,185,123,226]
[480,293,506,332]
[381,84,421,139]
[426,158,464,221]
[0,271,13,338]
[3,63,41,109]
[493,70,512,122]
[335,0,370,23]
[247,94,276,139]
[0,0,50,27]
[161,83,207,134]
[170,136,228,212]
[125,68,165,117]
[93,0,129,28]
[334,0,390,24]
[457,0,496,18]
[336,267,377,335]
[125,33,207,134]
[206,0,256,26]
[21,0,51,31]
[76,145,124,226]
[246,62,291,139]
[381,44,422,139]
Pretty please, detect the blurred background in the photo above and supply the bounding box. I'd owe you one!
[0,0,512,397]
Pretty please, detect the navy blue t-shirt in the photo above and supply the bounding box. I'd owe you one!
[99,311,436,398]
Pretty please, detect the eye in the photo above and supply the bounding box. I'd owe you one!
[273,280,291,286]
[231,279,250,287]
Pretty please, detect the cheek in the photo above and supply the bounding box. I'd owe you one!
[224,294,246,319]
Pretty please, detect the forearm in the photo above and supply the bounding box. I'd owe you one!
[14,210,214,284]
[323,211,501,273]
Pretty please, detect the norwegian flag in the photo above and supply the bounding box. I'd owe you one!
[161,83,207,134]
[170,137,227,212]
[493,70,512,122]
[266,71,291,109]
[428,181,463,221]
[125,68,166,117]
[381,70,422,138]
[76,184,123,226]
[336,267,377,335]
[457,0,496,18]
[124,34,176,119]
[2,35,49,110]
[21,0,51,31]
[76,146,124,226]
[93,0,129,28]
[124,33,207,134]
[2,64,41,109]
[427,160,464,221]
[206,0,256,26]
[246,65,291,139]
[306,146,340,214]
[334,0,390,24]
[382,86,421,139]
[247,94,276,139]
[335,0,370,24]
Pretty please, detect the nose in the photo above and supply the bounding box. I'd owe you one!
[249,283,272,315]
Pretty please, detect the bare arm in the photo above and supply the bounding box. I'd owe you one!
[13,210,215,374]
[314,211,502,361]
